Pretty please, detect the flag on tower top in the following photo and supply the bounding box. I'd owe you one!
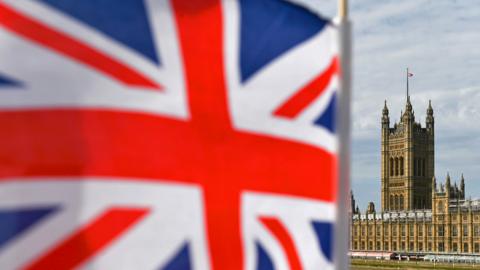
[408,72,414,77]
[0,0,347,269]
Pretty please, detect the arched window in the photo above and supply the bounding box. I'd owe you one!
[438,201,444,213]
[395,157,399,176]
[399,195,404,210]
[418,158,422,176]
[422,159,426,176]
[390,195,394,210]
[418,159,421,176]
[400,157,404,175]
[414,158,417,176]
[395,195,399,210]
[390,158,394,176]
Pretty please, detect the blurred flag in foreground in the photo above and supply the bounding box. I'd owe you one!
[0,0,343,269]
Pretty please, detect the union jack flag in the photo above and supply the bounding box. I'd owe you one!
[0,0,340,269]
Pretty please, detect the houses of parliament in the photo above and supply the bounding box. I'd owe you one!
[350,96,480,254]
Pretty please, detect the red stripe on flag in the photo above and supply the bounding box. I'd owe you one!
[260,217,303,270]
[0,110,335,201]
[23,208,149,270]
[273,57,338,118]
[0,3,162,90]
[172,0,232,131]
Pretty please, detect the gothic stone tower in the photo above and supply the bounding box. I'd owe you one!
[381,97,434,211]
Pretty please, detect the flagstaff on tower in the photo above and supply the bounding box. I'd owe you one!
[406,68,413,100]
[407,68,409,98]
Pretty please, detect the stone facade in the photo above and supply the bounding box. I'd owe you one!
[381,96,434,211]
[350,97,480,254]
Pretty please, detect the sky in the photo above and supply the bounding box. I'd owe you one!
[311,0,480,210]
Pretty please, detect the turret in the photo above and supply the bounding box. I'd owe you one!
[350,190,356,214]
[402,96,414,122]
[426,100,434,131]
[406,96,413,113]
[382,100,389,129]
[367,202,376,214]
[446,172,451,196]
[432,176,437,192]
[381,101,390,211]
[460,174,465,199]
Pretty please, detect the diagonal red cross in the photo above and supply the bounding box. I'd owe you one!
[0,1,336,269]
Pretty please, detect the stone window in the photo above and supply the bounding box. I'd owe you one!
[369,225,373,236]
[395,157,399,176]
[428,242,432,251]
[475,243,480,253]
[464,243,469,253]
[438,225,444,237]
[418,158,422,176]
[354,241,358,250]
[453,242,458,252]
[419,159,422,176]
[452,225,458,237]
[401,225,406,237]
[401,242,405,251]
[438,202,444,213]
[392,241,397,251]
[361,226,365,236]
[463,225,468,237]
[369,241,373,250]
[376,241,381,251]
[418,225,423,237]
[384,242,389,250]
[409,242,414,251]
[400,157,404,175]
[361,241,365,250]
[409,224,414,237]
[438,242,444,252]
[474,225,480,236]
[392,226,397,236]
[422,159,426,176]
[376,225,381,236]
[414,158,417,176]
[428,225,432,236]
[399,195,404,210]
[418,242,423,251]
[384,225,389,236]
[390,158,394,176]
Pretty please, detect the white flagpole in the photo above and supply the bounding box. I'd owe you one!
[336,0,352,269]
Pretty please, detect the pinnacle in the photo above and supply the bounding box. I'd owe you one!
[427,99,434,116]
